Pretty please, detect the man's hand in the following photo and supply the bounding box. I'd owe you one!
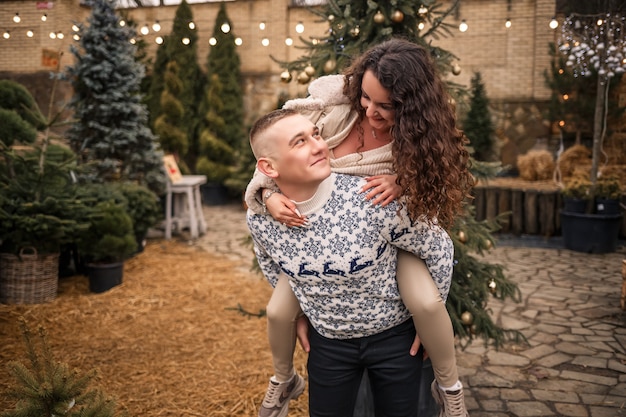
[361,174,402,207]
[296,315,311,353]
[266,192,307,227]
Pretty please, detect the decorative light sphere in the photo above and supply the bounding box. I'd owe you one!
[374,11,385,24]
[297,71,310,84]
[280,70,292,83]
[391,10,404,23]
[323,59,337,73]
[461,311,473,326]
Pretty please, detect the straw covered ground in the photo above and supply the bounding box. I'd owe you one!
[0,240,309,416]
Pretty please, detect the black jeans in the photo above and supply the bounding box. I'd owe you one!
[307,319,423,417]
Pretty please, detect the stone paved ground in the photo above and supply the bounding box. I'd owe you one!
[163,203,626,417]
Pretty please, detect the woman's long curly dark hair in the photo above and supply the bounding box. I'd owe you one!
[343,38,473,229]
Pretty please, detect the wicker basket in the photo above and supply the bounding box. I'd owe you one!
[0,248,59,304]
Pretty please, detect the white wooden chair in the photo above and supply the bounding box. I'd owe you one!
[163,156,207,240]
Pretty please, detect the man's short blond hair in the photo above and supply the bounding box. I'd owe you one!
[249,108,298,160]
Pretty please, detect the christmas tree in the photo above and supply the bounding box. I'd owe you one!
[462,72,496,162]
[278,0,466,99]
[153,60,189,172]
[146,0,204,172]
[203,3,246,170]
[65,0,165,194]
[279,0,523,348]
[195,74,236,184]
[2,319,119,417]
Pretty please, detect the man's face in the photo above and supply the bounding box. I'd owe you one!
[264,114,331,187]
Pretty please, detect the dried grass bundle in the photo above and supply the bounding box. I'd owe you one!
[558,144,591,179]
[516,150,555,181]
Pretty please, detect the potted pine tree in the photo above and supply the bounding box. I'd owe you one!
[78,201,137,293]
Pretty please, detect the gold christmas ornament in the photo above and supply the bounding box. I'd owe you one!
[391,10,405,23]
[374,10,385,24]
[470,324,478,335]
[297,71,310,84]
[350,26,360,37]
[304,65,316,77]
[452,63,462,75]
[488,279,497,294]
[461,311,473,326]
[485,239,493,250]
[458,230,467,243]
[280,70,292,83]
[323,59,337,73]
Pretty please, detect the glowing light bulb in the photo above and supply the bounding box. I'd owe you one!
[459,20,468,32]
[295,21,304,33]
[152,20,161,32]
[221,22,230,33]
[549,17,558,29]
[13,13,21,23]
[285,37,293,46]
[261,37,270,46]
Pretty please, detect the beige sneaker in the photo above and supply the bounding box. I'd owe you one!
[258,373,305,417]
[431,380,470,417]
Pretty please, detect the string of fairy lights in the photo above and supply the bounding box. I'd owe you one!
[0,4,563,45]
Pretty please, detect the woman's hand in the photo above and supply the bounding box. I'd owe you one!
[361,174,402,206]
[266,192,307,227]
[296,315,311,353]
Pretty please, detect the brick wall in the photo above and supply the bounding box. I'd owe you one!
[0,0,563,157]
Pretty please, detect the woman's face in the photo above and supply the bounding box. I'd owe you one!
[360,70,395,132]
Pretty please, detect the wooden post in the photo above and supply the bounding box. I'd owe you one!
[620,259,626,310]
[539,190,556,237]
[524,190,539,235]
[511,190,524,235]
[473,187,486,221]
[485,187,498,220]
[498,187,512,233]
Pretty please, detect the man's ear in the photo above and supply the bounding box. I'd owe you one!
[257,158,278,179]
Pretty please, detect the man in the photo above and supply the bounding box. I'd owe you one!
[247,108,454,417]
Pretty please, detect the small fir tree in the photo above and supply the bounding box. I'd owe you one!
[153,60,189,172]
[195,74,235,184]
[462,72,495,161]
[204,3,245,173]
[2,319,119,417]
[65,0,165,194]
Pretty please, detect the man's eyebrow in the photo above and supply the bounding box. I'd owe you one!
[287,125,317,146]
[287,130,305,146]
